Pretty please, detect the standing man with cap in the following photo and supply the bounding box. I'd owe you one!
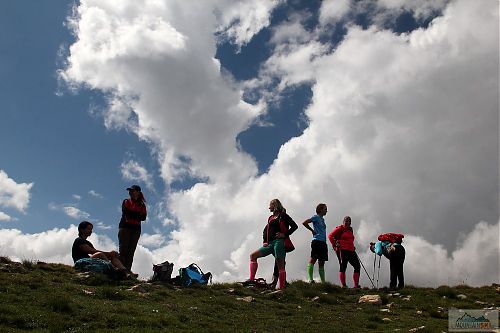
[118,185,147,276]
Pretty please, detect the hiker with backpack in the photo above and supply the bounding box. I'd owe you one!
[328,216,361,288]
[72,221,132,278]
[370,233,405,289]
[302,203,328,283]
[248,199,298,289]
[118,185,147,276]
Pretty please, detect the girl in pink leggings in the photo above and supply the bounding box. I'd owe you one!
[248,199,298,289]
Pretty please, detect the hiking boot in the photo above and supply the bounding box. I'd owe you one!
[242,279,255,287]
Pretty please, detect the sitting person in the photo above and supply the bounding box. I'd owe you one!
[72,221,135,278]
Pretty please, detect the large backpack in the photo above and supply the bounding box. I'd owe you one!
[178,263,212,287]
[378,233,404,244]
[151,260,174,282]
[74,258,117,279]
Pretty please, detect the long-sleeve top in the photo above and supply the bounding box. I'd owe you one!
[119,198,147,231]
[263,212,298,244]
[328,225,355,251]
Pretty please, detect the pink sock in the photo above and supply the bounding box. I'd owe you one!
[339,272,346,286]
[353,272,360,288]
[279,270,286,289]
[249,260,258,280]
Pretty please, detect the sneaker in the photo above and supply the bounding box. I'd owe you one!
[308,280,315,284]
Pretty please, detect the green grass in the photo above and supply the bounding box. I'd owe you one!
[0,257,498,332]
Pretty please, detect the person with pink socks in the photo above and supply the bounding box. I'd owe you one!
[248,199,298,289]
[328,216,361,288]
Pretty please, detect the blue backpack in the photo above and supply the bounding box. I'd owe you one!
[74,258,117,279]
[178,263,212,286]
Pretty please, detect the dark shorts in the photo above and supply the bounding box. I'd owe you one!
[311,240,328,261]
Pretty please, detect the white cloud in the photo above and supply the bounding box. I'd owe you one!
[120,160,154,190]
[88,190,103,199]
[0,212,13,222]
[139,233,166,248]
[376,0,449,20]
[72,194,82,200]
[60,0,498,286]
[62,206,91,220]
[0,170,34,213]
[0,226,117,266]
[216,0,282,47]
[319,0,351,25]
[49,203,91,221]
[95,221,112,230]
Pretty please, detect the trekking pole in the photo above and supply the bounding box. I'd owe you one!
[372,253,376,283]
[376,255,381,289]
[355,252,376,289]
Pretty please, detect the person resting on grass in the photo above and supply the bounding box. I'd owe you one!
[72,221,136,279]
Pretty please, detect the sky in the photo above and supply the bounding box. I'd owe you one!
[0,0,498,287]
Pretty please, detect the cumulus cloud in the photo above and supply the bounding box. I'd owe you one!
[376,0,449,20]
[72,194,82,200]
[58,0,498,286]
[120,160,154,190]
[0,170,34,213]
[139,233,166,248]
[319,0,351,25]
[216,0,283,47]
[0,212,13,222]
[0,225,116,265]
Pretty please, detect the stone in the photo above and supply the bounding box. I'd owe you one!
[380,308,391,313]
[82,289,94,295]
[409,326,426,332]
[402,297,411,301]
[236,296,254,302]
[386,302,395,308]
[227,288,235,294]
[416,310,422,315]
[358,295,382,304]
[457,294,467,299]
[311,296,320,302]
[382,318,391,322]
[127,284,148,293]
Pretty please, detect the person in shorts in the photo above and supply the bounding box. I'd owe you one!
[302,203,328,283]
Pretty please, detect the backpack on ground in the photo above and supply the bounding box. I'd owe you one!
[74,258,117,279]
[151,260,174,282]
[241,278,268,288]
[178,263,212,287]
[378,233,404,244]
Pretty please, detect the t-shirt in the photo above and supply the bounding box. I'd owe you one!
[311,214,326,242]
[72,237,94,263]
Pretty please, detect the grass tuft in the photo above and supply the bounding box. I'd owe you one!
[45,295,73,314]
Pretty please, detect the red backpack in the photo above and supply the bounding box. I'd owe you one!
[378,233,404,244]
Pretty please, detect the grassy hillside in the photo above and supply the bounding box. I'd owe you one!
[0,257,498,333]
